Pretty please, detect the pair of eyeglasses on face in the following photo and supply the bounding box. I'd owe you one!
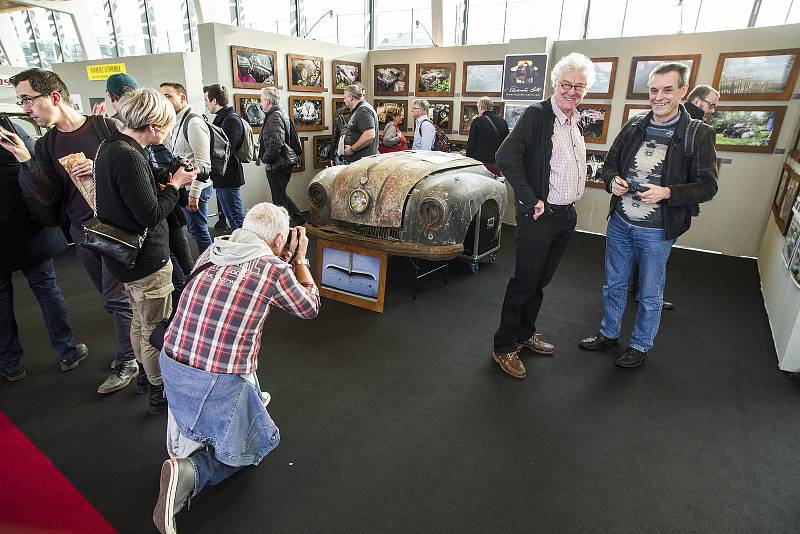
[17,93,49,108]
[699,97,717,111]
[558,81,587,93]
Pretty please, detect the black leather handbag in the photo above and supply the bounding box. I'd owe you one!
[80,142,147,269]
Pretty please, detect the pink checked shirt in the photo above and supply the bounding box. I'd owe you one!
[546,102,586,205]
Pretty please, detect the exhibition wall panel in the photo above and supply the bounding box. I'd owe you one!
[0,65,28,105]
[197,22,367,212]
[555,24,800,257]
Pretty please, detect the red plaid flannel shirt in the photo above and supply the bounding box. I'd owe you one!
[163,250,320,374]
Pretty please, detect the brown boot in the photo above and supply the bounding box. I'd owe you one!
[517,333,555,355]
[492,348,526,379]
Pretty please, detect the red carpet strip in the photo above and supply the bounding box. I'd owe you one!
[0,410,116,533]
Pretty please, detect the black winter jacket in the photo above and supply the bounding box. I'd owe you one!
[258,105,297,170]
[212,106,245,188]
[601,104,718,240]
[466,111,509,164]
[495,99,558,214]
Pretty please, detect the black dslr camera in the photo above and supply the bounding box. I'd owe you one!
[166,156,195,176]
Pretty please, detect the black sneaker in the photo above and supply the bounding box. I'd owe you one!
[150,383,168,414]
[153,458,195,534]
[214,219,229,231]
[97,360,138,394]
[59,343,88,371]
[615,347,648,368]
[0,365,26,382]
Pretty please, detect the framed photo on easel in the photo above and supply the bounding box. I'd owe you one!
[315,239,388,313]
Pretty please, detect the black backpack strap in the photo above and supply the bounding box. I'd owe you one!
[483,114,500,137]
[181,111,203,139]
[186,261,214,285]
[684,118,700,158]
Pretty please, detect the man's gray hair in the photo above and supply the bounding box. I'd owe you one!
[687,84,719,102]
[550,52,596,91]
[243,202,290,245]
[344,84,364,100]
[118,88,175,132]
[649,62,689,88]
[260,87,280,106]
[412,98,430,115]
[477,96,493,112]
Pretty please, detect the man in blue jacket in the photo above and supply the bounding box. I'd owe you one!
[579,63,718,368]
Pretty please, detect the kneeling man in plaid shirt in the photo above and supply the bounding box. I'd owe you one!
[153,202,320,533]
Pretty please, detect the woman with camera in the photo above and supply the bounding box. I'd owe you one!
[94,88,197,414]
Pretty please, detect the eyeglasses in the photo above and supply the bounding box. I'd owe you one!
[17,93,48,108]
[699,97,717,111]
[558,81,587,93]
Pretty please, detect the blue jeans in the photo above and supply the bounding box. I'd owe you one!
[215,187,245,230]
[0,258,78,371]
[189,447,245,497]
[183,186,213,254]
[600,213,676,353]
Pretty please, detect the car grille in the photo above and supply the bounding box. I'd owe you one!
[334,220,401,241]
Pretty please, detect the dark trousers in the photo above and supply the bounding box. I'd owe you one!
[493,204,577,353]
[0,258,78,372]
[266,167,303,220]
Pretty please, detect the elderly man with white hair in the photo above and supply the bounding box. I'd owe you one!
[153,202,319,533]
[491,52,595,380]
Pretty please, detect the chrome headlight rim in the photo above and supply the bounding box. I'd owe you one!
[349,188,370,214]
[417,197,447,227]
[308,183,327,208]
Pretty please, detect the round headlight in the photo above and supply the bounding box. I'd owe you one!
[418,198,446,226]
[309,183,327,208]
[349,188,370,214]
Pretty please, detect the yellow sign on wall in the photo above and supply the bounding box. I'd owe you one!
[86,63,127,81]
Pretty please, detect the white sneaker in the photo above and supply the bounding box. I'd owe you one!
[261,391,271,407]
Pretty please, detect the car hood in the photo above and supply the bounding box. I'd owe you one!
[331,151,482,227]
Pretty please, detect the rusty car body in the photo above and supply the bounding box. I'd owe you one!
[306,151,507,261]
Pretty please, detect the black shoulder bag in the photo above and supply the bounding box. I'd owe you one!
[149,261,215,350]
[80,141,148,269]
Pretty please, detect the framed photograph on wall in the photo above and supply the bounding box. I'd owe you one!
[773,163,794,218]
[374,99,409,131]
[233,93,265,133]
[502,53,548,101]
[231,46,277,89]
[578,104,611,144]
[287,54,324,92]
[416,63,457,97]
[289,96,325,131]
[315,238,388,313]
[504,104,528,131]
[713,49,800,101]
[292,137,307,174]
[374,64,409,96]
[621,103,650,125]
[332,60,362,94]
[710,105,786,153]
[313,135,333,168]
[586,57,618,99]
[460,101,505,136]
[776,166,800,235]
[783,216,800,267]
[331,97,347,125]
[586,150,608,189]
[462,60,504,97]
[627,54,700,99]
[428,100,454,134]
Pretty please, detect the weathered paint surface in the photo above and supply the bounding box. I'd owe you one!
[330,152,481,227]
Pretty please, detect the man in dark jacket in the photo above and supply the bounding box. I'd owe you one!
[579,63,718,368]
[2,68,137,394]
[204,84,245,229]
[466,96,509,176]
[685,84,719,123]
[258,87,304,226]
[0,119,87,381]
[491,53,596,380]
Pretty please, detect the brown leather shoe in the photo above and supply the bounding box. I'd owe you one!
[492,348,526,379]
[517,333,555,355]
